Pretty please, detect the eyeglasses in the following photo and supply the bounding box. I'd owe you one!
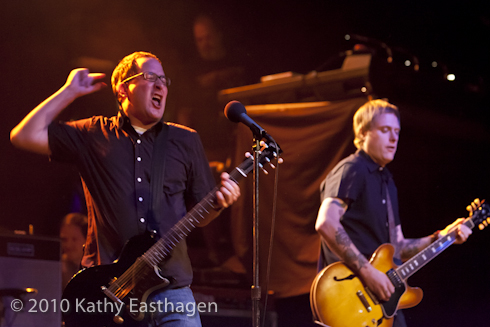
[121,72,171,87]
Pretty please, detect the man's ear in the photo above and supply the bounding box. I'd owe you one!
[358,130,366,143]
[116,83,129,105]
[117,83,127,99]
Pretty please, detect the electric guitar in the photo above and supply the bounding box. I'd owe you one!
[61,141,281,327]
[310,201,489,327]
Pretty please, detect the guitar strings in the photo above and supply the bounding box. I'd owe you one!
[108,188,221,299]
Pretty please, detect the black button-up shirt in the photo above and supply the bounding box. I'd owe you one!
[320,149,400,265]
[48,112,214,287]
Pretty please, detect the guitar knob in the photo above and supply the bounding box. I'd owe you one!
[113,315,124,324]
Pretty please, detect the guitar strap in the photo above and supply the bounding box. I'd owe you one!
[148,123,170,234]
[385,183,402,263]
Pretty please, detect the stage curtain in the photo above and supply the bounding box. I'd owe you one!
[230,97,367,298]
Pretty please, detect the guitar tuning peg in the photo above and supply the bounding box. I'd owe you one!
[258,163,269,175]
[262,156,276,169]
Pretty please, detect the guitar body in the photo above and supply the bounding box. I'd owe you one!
[310,244,423,327]
[62,233,171,327]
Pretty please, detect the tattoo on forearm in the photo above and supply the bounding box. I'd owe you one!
[335,228,352,247]
[343,249,368,271]
[401,239,424,259]
[335,228,366,271]
[344,248,357,265]
[357,254,368,270]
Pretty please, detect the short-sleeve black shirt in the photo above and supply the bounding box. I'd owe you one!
[48,112,215,287]
[320,149,400,265]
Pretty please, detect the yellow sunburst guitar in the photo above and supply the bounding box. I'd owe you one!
[310,201,489,327]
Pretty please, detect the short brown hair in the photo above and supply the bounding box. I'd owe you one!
[353,99,400,149]
[111,51,161,103]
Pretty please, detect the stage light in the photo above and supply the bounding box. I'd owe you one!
[446,74,456,81]
[431,61,438,68]
[404,60,411,67]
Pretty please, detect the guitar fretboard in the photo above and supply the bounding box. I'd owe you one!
[395,218,475,280]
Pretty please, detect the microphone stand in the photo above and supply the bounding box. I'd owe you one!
[251,135,261,327]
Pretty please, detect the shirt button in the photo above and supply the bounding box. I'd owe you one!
[382,199,386,204]
[137,157,142,162]
[137,177,142,183]
[137,139,141,144]
[138,197,143,202]
[140,218,145,223]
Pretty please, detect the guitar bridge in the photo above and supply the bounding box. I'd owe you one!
[356,290,373,312]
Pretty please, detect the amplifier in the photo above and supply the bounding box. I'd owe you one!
[192,286,277,327]
[0,233,61,327]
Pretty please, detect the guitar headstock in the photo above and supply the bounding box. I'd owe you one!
[238,140,282,177]
[469,200,490,230]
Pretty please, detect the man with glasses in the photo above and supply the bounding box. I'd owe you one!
[10,51,240,326]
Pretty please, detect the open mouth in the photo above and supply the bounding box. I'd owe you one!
[152,94,162,107]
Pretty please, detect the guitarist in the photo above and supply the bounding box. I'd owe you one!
[315,99,472,327]
[10,51,240,326]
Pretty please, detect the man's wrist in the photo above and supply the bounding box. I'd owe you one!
[212,204,225,214]
[430,230,441,243]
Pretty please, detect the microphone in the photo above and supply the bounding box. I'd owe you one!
[224,101,274,141]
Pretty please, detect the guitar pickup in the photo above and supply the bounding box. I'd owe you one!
[357,290,373,312]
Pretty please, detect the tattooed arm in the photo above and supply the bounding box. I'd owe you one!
[394,225,433,261]
[397,216,472,262]
[315,197,395,301]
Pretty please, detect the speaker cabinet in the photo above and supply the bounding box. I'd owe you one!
[192,286,277,327]
[0,233,61,327]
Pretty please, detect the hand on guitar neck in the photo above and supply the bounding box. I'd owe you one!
[436,198,480,244]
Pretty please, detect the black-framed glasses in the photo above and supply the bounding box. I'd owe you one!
[121,72,171,87]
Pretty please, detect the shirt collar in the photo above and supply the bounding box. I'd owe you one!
[115,110,164,135]
[357,149,392,177]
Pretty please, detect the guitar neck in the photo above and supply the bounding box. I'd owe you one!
[396,218,475,280]
[143,161,250,265]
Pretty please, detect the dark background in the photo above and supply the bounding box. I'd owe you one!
[1,1,490,326]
